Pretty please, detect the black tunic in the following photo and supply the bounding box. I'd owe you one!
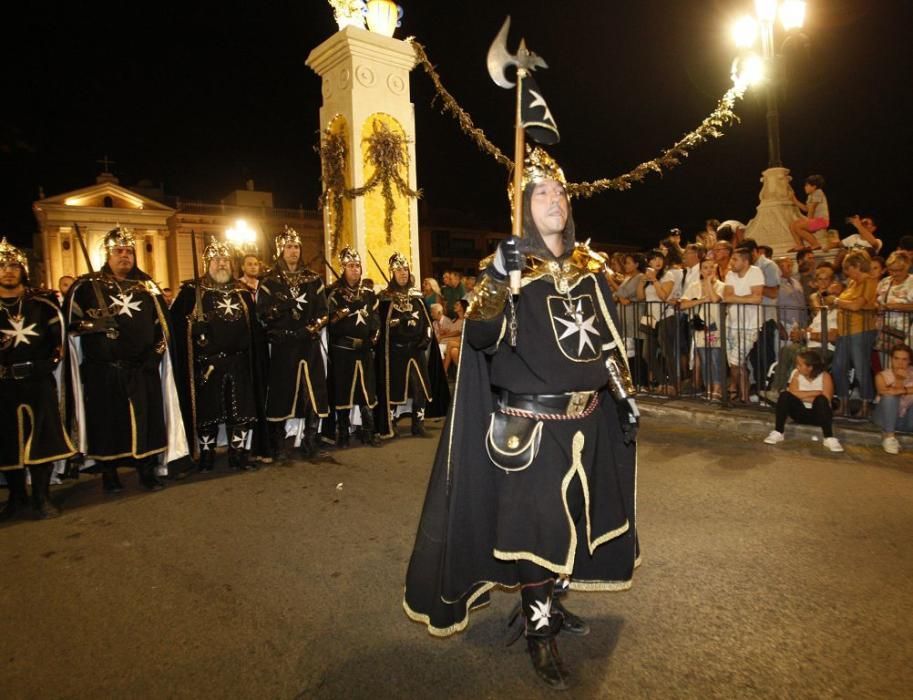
[0,291,75,470]
[403,247,638,636]
[170,279,262,450]
[257,265,329,419]
[327,280,380,409]
[67,271,170,461]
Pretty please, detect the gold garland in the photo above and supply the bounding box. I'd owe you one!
[317,128,348,254]
[349,121,422,243]
[408,38,746,197]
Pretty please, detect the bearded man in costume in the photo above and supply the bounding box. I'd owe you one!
[404,149,640,690]
[326,247,381,447]
[171,239,265,472]
[66,226,188,492]
[0,238,75,519]
[257,226,329,459]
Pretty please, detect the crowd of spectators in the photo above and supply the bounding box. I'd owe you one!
[603,195,913,455]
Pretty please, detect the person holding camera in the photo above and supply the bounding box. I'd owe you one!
[637,249,683,395]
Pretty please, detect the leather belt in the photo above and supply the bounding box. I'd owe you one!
[0,361,35,380]
[499,391,599,420]
[330,336,365,351]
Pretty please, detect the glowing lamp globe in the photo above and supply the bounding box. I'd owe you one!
[365,0,403,38]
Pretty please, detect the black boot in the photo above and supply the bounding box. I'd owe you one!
[336,411,351,449]
[359,406,381,447]
[101,465,124,494]
[526,635,570,691]
[552,579,590,636]
[271,422,289,462]
[411,414,427,437]
[30,466,61,520]
[198,448,215,473]
[229,448,256,471]
[301,413,320,460]
[137,460,164,491]
[0,469,29,521]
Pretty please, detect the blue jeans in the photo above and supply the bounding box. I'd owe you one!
[872,396,913,434]
[697,347,724,386]
[833,330,877,401]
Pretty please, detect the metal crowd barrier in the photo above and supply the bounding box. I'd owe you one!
[616,300,913,418]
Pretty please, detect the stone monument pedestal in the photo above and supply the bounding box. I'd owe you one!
[745,166,817,258]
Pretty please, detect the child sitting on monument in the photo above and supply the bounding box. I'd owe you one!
[788,174,829,252]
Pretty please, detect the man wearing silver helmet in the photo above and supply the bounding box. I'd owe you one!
[374,252,438,439]
[0,238,75,519]
[65,226,188,493]
[257,226,329,460]
[404,148,639,690]
[326,247,381,447]
[170,238,265,472]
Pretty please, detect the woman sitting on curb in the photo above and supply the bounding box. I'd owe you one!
[764,349,844,452]
[872,343,913,455]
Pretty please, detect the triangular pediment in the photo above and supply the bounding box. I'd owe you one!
[38,181,174,213]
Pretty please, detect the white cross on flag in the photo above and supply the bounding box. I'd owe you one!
[521,73,560,146]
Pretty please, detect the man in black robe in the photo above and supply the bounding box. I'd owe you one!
[403,148,640,690]
[0,238,75,519]
[375,253,437,438]
[171,238,263,472]
[326,247,381,447]
[257,226,329,459]
[66,226,188,492]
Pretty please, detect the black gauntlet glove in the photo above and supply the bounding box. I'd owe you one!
[617,397,640,445]
[487,236,524,283]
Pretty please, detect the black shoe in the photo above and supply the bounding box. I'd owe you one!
[361,430,381,447]
[337,431,350,449]
[0,498,24,522]
[526,636,570,690]
[32,498,61,520]
[229,448,257,471]
[198,450,215,473]
[552,598,590,636]
[137,462,165,491]
[411,420,427,438]
[102,468,124,494]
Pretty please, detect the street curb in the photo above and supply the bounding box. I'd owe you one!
[638,396,913,450]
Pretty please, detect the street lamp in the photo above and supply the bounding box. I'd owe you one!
[226,219,258,255]
[731,1,811,256]
[731,0,806,168]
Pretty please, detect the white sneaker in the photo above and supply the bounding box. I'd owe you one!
[764,430,785,445]
[882,436,901,455]
[823,437,844,453]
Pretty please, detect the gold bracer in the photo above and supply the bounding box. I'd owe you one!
[466,274,509,321]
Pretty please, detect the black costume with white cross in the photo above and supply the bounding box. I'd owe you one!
[327,278,380,446]
[1,289,75,518]
[257,261,329,455]
[375,283,433,438]
[171,277,261,471]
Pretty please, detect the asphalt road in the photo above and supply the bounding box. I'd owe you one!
[1,415,911,699]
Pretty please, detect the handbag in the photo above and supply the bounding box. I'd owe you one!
[485,411,544,472]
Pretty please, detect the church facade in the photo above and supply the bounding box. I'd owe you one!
[32,174,323,291]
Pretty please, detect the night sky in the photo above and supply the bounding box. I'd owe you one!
[2,0,910,251]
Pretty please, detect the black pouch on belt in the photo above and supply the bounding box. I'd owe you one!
[485,411,543,472]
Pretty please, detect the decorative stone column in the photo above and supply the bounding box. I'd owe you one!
[306,25,421,283]
[744,167,804,257]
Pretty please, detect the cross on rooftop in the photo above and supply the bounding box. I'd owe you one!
[97,155,116,173]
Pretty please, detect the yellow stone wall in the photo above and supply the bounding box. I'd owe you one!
[325,114,354,264]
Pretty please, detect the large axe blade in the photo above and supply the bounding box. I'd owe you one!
[487,16,549,90]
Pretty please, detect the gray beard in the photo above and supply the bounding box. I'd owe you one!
[210,269,232,284]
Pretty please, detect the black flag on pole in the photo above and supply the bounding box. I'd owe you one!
[520,73,559,145]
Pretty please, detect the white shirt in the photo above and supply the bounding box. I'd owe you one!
[683,263,701,292]
[724,266,764,329]
[789,368,824,409]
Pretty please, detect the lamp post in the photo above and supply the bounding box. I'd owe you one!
[733,0,810,255]
[226,219,258,256]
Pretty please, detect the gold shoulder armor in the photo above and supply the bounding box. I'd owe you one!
[466,273,509,321]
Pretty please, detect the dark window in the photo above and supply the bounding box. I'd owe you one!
[103,196,114,208]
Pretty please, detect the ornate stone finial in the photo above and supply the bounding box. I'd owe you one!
[328,0,367,30]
